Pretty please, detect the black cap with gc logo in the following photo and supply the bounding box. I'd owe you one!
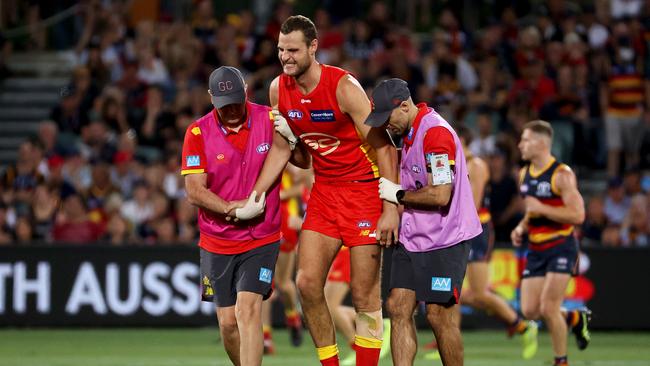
[208,66,247,108]
[364,78,411,127]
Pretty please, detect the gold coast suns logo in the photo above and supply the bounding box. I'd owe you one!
[300,132,340,156]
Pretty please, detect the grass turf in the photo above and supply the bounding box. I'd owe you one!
[0,328,648,366]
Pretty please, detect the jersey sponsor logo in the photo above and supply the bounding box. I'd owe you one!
[536,182,552,197]
[431,277,451,291]
[256,142,270,154]
[259,267,273,283]
[191,127,201,135]
[288,109,303,120]
[357,220,372,228]
[300,132,340,156]
[216,153,225,160]
[300,98,311,104]
[186,155,201,167]
[309,110,336,122]
[411,165,422,174]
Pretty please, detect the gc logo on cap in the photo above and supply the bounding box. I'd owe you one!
[208,66,247,109]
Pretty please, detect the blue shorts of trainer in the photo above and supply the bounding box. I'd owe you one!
[200,241,280,307]
[468,223,494,262]
[389,241,470,305]
[522,236,579,278]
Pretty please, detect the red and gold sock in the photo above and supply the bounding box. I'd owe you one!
[285,309,301,328]
[316,344,339,366]
[354,335,382,366]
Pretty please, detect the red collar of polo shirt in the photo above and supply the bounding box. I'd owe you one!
[403,103,431,148]
[213,101,251,135]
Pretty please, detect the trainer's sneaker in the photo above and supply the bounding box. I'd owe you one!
[572,308,592,350]
[286,315,303,347]
[379,319,391,360]
[521,321,538,360]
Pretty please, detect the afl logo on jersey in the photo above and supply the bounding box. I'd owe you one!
[536,182,552,197]
[256,143,270,154]
[411,165,422,173]
[300,132,340,156]
[288,109,303,120]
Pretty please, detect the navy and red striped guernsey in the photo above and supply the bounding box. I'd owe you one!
[520,158,574,250]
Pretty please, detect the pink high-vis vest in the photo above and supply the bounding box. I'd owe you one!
[399,107,482,252]
[195,102,280,244]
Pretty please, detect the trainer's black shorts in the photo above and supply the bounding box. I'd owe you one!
[468,222,493,262]
[522,236,578,278]
[200,241,280,307]
[389,241,470,305]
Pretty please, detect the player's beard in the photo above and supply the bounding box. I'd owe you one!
[284,57,311,79]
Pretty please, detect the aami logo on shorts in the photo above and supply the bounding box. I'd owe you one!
[186,155,201,167]
[431,277,451,292]
[259,268,273,284]
[288,109,303,120]
[256,143,270,154]
[300,132,340,156]
[309,110,336,122]
[357,220,372,228]
[411,165,422,173]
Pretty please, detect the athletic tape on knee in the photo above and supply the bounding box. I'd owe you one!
[355,310,384,340]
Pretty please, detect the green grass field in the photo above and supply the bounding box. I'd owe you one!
[0,328,648,366]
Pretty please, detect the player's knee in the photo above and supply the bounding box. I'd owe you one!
[539,301,560,320]
[295,272,322,301]
[471,291,491,308]
[426,306,454,330]
[235,298,261,322]
[521,305,540,320]
[386,295,409,320]
[219,321,238,337]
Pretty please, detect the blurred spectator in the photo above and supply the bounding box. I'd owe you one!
[621,195,649,246]
[0,203,12,245]
[582,196,607,244]
[38,120,60,158]
[602,224,623,247]
[120,180,154,228]
[487,147,523,242]
[604,177,632,225]
[52,193,104,243]
[31,184,58,241]
[468,108,497,158]
[601,19,645,177]
[103,213,130,245]
[110,151,139,198]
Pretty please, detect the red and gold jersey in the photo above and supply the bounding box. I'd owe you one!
[278,64,378,183]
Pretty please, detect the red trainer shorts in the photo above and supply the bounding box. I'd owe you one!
[301,180,382,247]
[327,246,351,283]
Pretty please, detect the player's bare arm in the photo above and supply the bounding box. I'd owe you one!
[247,77,300,197]
[524,167,585,225]
[468,157,489,210]
[271,76,312,169]
[337,74,400,245]
[185,173,232,216]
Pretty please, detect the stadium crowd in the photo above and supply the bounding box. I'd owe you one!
[1,0,650,247]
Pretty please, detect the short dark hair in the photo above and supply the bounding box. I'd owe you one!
[456,125,474,146]
[523,120,553,140]
[280,15,318,46]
